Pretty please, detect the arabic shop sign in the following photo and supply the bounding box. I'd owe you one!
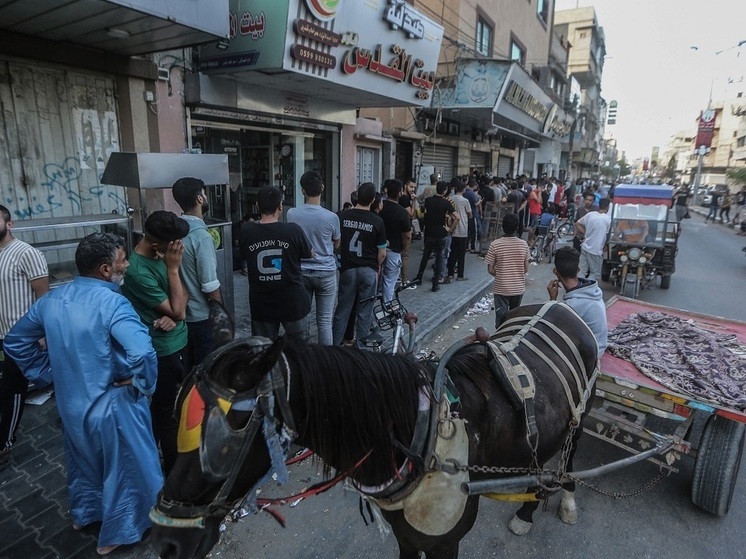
[285,0,443,106]
[201,1,289,71]
[503,81,549,123]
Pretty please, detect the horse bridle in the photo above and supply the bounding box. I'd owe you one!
[150,337,297,529]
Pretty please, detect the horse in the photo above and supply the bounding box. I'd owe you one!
[149,302,599,559]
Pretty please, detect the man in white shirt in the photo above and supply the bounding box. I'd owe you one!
[574,198,611,281]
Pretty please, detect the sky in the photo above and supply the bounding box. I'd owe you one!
[554,0,746,161]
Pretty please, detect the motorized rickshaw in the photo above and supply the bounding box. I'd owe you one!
[601,184,679,297]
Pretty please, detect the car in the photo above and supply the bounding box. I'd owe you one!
[601,184,679,297]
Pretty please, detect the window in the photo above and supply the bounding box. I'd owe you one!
[537,0,550,24]
[476,16,493,57]
[510,40,526,66]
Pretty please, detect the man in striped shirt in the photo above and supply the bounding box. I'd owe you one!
[484,213,529,329]
[0,205,49,468]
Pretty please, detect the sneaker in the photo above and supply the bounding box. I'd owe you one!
[431,284,440,292]
[0,448,10,470]
[406,284,418,290]
[456,276,469,281]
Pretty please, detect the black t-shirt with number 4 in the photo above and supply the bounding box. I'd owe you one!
[338,208,387,271]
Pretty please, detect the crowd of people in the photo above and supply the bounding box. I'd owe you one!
[0,170,616,554]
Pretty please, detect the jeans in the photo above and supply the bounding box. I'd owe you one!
[705,206,718,222]
[252,317,308,341]
[494,294,523,329]
[153,349,186,475]
[441,234,452,279]
[185,320,213,373]
[303,270,337,345]
[415,236,446,286]
[381,249,402,303]
[447,236,468,278]
[332,267,378,347]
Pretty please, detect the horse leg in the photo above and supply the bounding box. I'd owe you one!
[425,541,460,559]
[509,499,540,535]
[558,426,583,525]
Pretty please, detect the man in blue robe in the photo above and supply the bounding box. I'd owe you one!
[4,233,162,556]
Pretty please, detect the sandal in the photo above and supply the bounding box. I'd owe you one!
[96,545,120,556]
[456,276,469,281]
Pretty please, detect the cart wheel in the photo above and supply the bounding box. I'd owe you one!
[691,415,746,516]
[557,222,574,239]
[660,275,671,289]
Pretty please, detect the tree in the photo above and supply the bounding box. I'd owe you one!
[665,154,677,180]
[617,156,631,178]
[726,168,746,186]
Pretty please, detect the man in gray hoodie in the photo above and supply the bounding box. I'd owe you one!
[547,246,607,354]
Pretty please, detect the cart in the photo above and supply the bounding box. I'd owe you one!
[463,297,746,517]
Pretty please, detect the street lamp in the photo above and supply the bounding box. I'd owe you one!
[613,163,621,181]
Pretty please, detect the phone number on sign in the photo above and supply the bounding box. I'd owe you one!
[291,45,336,69]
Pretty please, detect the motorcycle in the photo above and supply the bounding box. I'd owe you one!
[609,246,657,298]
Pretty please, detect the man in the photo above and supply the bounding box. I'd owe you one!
[240,186,313,340]
[121,210,189,475]
[573,191,599,251]
[413,182,459,292]
[547,246,608,354]
[447,178,471,281]
[575,198,611,281]
[398,178,419,280]
[171,177,222,371]
[613,218,649,244]
[0,204,49,468]
[5,233,161,555]
[332,182,387,346]
[463,180,481,253]
[485,213,530,328]
[287,171,340,345]
[734,186,746,226]
[379,179,412,302]
[673,186,690,222]
[704,190,720,223]
[527,182,543,245]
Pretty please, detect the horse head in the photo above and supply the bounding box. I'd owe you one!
[150,301,294,559]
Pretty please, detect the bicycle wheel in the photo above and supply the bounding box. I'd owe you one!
[557,221,574,239]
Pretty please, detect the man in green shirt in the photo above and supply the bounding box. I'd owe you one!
[121,210,189,474]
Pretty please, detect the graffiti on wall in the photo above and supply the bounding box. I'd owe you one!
[74,109,120,170]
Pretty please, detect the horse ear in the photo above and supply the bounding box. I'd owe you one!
[209,298,235,348]
[255,336,286,372]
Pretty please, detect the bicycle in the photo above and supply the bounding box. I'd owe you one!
[556,205,576,240]
[529,224,558,264]
[359,281,418,355]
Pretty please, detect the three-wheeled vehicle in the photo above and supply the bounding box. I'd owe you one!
[601,184,679,297]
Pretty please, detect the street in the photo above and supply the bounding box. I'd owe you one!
[200,212,746,559]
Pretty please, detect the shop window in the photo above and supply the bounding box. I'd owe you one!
[476,16,493,57]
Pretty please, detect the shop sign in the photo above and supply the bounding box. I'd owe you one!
[433,59,510,109]
[493,63,553,137]
[541,104,574,139]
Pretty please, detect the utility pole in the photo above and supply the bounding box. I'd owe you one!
[692,145,707,206]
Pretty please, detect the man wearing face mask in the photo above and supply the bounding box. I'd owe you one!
[121,210,189,475]
[0,204,49,469]
[5,233,161,555]
[171,177,222,371]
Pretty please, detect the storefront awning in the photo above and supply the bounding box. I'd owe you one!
[197,0,444,108]
[0,0,228,56]
[433,59,574,145]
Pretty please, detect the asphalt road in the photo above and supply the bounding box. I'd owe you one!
[197,211,746,559]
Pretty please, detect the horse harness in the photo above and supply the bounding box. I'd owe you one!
[150,337,297,529]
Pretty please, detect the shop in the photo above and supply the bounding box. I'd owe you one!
[432,59,573,179]
[190,0,443,211]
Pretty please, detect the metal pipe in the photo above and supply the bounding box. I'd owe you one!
[461,441,674,496]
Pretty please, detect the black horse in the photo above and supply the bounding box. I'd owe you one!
[150,303,598,559]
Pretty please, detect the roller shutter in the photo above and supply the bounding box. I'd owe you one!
[497,155,514,178]
[421,144,456,182]
[470,150,490,173]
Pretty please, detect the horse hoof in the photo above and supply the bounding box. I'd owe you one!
[508,515,533,535]
[559,489,578,525]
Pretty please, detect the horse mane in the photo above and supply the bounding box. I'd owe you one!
[282,343,430,485]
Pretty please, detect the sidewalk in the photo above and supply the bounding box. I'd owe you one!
[0,240,496,558]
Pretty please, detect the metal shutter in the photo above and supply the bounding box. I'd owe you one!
[522,149,536,175]
[470,150,490,172]
[497,155,514,177]
[421,143,456,181]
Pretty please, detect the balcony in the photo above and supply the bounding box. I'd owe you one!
[733,145,746,161]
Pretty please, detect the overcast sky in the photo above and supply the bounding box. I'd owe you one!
[555,0,746,161]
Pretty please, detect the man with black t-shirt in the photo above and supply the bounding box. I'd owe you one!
[413,182,459,292]
[332,183,387,347]
[239,186,313,340]
[379,179,412,302]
